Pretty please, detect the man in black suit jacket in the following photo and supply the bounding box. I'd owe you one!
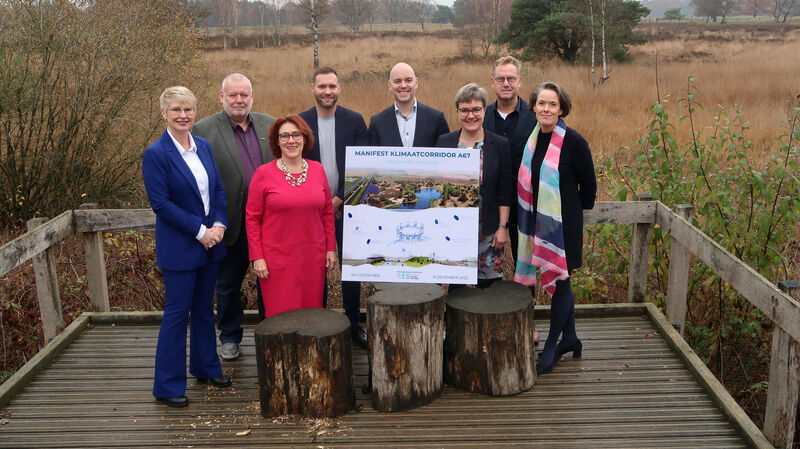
[299,66,369,349]
[483,56,537,262]
[368,62,449,147]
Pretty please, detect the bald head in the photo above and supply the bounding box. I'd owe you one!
[388,62,418,107]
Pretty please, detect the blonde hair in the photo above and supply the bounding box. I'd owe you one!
[492,56,522,77]
[159,86,197,112]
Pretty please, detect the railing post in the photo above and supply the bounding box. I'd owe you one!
[80,203,110,312]
[26,217,64,342]
[627,193,652,303]
[764,281,800,449]
[665,205,693,335]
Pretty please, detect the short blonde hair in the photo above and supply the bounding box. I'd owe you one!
[159,86,197,112]
[492,56,522,77]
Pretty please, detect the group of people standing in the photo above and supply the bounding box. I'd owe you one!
[141,56,596,408]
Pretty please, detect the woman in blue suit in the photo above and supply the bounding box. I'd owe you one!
[142,86,232,408]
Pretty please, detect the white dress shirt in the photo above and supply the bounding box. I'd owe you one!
[394,100,418,148]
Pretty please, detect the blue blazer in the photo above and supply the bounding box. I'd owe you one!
[299,105,368,201]
[368,102,450,147]
[142,130,228,271]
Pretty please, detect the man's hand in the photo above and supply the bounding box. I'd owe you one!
[332,196,344,220]
[253,259,269,279]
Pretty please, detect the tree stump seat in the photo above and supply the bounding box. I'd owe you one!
[367,283,446,412]
[445,280,537,396]
[254,308,354,418]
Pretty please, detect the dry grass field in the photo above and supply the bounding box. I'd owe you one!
[195,22,800,181]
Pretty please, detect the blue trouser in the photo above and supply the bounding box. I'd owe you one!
[323,214,361,326]
[153,262,223,399]
[215,225,264,344]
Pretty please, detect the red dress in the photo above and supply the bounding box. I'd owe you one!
[245,159,336,317]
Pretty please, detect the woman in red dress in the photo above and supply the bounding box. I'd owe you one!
[246,115,337,317]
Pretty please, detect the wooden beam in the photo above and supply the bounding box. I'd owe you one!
[645,303,774,449]
[764,281,800,449]
[665,205,693,335]
[73,208,154,233]
[655,202,800,342]
[80,204,109,312]
[628,194,653,303]
[0,313,90,408]
[26,217,65,342]
[584,200,656,224]
[0,210,73,277]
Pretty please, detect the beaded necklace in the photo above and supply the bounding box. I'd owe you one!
[279,158,308,187]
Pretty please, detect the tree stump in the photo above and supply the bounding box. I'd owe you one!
[367,283,446,412]
[254,308,354,418]
[445,280,536,396]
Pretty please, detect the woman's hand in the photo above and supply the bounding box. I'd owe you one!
[325,251,338,270]
[253,259,269,279]
[492,225,509,250]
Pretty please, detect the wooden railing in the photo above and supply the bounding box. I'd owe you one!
[1,199,799,448]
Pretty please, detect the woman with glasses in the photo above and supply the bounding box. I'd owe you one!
[245,114,337,317]
[142,86,232,408]
[436,83,514,290]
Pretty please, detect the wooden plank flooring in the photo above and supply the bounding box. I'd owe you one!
[0,315,751,448]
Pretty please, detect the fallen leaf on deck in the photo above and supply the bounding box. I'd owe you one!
[236,429,252,436]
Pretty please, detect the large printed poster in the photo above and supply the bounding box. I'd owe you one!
[341,146,479,284]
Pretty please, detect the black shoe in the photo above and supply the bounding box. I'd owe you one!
[157,395,188,408]
[197,375,232,388]
[557,339,582,359]
[351,324,368,349]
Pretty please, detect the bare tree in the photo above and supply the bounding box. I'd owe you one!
[382,0,406,23]
[296,0,331,68]
[0,0,201,226]
[407,0,435,30]
[772,0,797,21]
[588,0,610,88]
[337,0,369,32]
[691,0,739,23]
[230,0,242,47]
[215,0,231,49]
[365,0,379,30]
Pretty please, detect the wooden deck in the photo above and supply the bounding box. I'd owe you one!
[0,305,765,448]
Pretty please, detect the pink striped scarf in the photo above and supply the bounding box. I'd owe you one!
[513,120,569,296]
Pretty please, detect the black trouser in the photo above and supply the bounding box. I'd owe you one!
[323,214,361,326]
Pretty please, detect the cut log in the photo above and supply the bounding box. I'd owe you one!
[254,308,353,418]
[367,283,446,412]
[445,280,536,396]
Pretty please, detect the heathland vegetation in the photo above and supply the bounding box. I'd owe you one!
[1,0,799,434]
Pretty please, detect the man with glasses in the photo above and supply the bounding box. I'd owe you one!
[299,66,370,349]
[369,62,449,147]
[484,56,537,262]
[193,73,276,360]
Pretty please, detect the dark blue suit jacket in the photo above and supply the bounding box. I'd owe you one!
[299,105,368,201]
[368,102,450,147]
[436,129,514,236]
[142,130,228,271]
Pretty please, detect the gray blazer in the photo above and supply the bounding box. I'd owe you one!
[192,110,276,245]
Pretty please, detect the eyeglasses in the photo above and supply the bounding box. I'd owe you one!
[457,107,485,117]
[167,107,195,116]
[278,132,303,142]
[493,76,518,85]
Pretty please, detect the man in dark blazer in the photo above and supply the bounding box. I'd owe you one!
[368,62,449,147]
[299,66,369,349]
[192,73,276,360]
[483,56,537,262]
